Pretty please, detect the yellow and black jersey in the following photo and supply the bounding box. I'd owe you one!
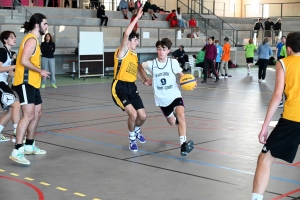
[280,55,300,122]
[113,48,138,82]
[14,33,41,89]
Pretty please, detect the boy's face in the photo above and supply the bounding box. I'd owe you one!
[128,37,139,50]
[282,37,286,44]
[156,45,170,59]
[4,33,16,47]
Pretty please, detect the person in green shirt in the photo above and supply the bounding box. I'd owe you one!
[280,45,287,58]
[244,39,257,75]
[196,46,205,68]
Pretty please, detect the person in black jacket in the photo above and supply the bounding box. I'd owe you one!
[273,18,282,44]
[97,5,108,26]
[172,45,188,70]
[264,18,274,42]
[253,18,264,39]
[41,33,56,88]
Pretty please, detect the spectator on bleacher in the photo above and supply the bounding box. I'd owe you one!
[201,37,219,83]
[253,18,264,39]
[189,15,199,37]
[64,0,69,7]
[143,0,158,20]
[119,0,129,19]
[135,0,142,10]
[196,46,205,68]
[273,18,282,44]
[244,38,257,75]
[215,40,222,73]
[257,38,273,83]
[264,18,274,43]
[176,7,186,29]
[128,0,135,13]
[166,10,176,21]
[170,16,179,28]
[41,33,57,89]
[172,45,188,69]
[97,5,108,26]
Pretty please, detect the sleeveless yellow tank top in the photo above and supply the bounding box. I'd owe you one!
[14,33,41,88]
[113,48,138,82]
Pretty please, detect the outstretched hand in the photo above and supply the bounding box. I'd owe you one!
[136,6,144,19]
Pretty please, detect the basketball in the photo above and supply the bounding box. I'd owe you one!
[180,74,197,91]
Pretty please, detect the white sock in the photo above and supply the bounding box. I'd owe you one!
[0,125,4,133]
[134,126,140,132]
[129,131,136,140]
[13,124,18,133]
[179,136,186,145]
[251,193,263,200]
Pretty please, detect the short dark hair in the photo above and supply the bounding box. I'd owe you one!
[286,32,300,53]
[101,5,105,9]
[215,40,219,43]
[210,36,215,41]
[155,38,172,49]
[124,31,139,41]
[22,13,47,34]
[281,36,286,39]
[0,31,16,45]
[258,18,262,20]
[224,37,229,42]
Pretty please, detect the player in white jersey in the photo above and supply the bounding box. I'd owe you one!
[0,31,21,142]
[139,38,195,156]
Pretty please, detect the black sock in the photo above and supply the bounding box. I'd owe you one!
[225,74,227,76]
[15,144,23,150]
[25,139,34,145]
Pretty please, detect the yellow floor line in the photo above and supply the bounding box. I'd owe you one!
[24,177,34,181]
[0,169,5,172]
[9,173,19,176]
[56,187,68,191]
[40,182,51,186]
[74,192,86,197]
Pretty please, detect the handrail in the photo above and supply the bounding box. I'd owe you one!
[11,0,33,20]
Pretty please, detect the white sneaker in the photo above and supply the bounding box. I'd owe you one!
[0,134,10,142]
[258,79,262,83]
[24,141,47,155]
[261,79,267,83]
[224,76,228,79]
[247,71,250,75]
[219,76,224,79]
[9,147,30,165]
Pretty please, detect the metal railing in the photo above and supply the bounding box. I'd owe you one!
[10,0,32,20]
[178,0,237,46]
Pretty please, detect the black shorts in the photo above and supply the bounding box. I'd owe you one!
[111,80,144,111]
[274,30,280,36]
[14,84,42,105]
[262,118,300,163]
[0,82,16,111]
[160,98,184,118]
[264,30,271,37]
[246,58,254,63]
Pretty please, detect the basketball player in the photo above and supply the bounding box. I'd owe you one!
[111,7,149,152]
[0,31,20,142]
[9,13,50,165]
[251,32,300,200]
[139,38,195,156]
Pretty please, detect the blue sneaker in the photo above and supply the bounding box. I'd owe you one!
[129,140,138,152]
[135,129,146,143]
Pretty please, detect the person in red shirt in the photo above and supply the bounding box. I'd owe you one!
[170,16,178,28]
[189,15,199,37]
[166,10,176,21]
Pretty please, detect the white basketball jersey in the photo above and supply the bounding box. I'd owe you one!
[0,47,12,84]
[149,58,182,107]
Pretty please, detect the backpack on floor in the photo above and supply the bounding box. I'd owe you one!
[228,59,239,68]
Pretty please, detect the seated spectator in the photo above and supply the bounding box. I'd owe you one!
[170,16,179,28]
[128,0,135,13]
[135,0,142,10]
[172,45,188,69]
[97,5,108,26]
[176,7,186,29]
[119,0,129,19]
[143,0,158,20]
[196,46,206,67]
[166,9,176,21]
[189,15,199,36]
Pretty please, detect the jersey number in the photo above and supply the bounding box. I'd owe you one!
[161,78,166,85]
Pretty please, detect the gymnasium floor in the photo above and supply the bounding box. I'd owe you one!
[0,67,299,200]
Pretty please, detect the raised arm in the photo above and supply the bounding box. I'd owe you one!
[117,6,143,58]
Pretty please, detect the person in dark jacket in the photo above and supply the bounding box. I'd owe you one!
[273,18,282,44]
[172,45,188,69]
[41,33,56,88]
[264,18,274,42]
[97,5,108,26]
[201,37,219,83]
[253,18,264,39]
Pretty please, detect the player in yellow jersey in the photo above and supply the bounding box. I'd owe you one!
[9,13,50,165]
[111,7,150,152]
[251,32,300,200]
